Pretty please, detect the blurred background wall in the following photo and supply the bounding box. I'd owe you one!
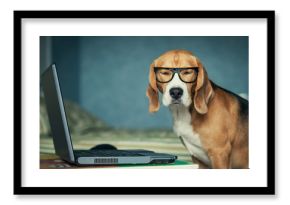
[40,36,248,129]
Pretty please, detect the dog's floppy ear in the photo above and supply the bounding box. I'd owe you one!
[193,57,214,114]
[146,62,160,113]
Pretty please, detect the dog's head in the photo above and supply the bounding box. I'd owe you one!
[146,50,214,114]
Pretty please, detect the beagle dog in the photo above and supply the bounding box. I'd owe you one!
[146,50,248,169]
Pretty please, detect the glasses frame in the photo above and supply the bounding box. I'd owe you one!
[154,67,199,83]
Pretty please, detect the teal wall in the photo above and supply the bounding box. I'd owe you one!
[40,36,248,129]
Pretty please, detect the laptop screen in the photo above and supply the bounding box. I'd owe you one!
[41,64,75,163]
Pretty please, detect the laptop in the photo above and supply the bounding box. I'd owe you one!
[41,64,177,165]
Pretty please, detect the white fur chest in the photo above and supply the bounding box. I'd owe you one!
[169,105,211,166]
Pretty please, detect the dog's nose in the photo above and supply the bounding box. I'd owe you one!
[169,87,183,100]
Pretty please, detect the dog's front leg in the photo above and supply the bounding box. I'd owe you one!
[207,143,231,169]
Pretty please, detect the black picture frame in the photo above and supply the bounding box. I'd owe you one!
[14,10,275,195]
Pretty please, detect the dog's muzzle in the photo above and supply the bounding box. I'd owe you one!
[162,74,191,107]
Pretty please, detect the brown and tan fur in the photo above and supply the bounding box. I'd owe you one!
[146,50,248,169]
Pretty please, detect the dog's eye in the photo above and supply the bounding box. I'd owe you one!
[181,70,193,75]
[160,71,171,76]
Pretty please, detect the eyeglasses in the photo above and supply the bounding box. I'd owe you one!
[154,67,198,83]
